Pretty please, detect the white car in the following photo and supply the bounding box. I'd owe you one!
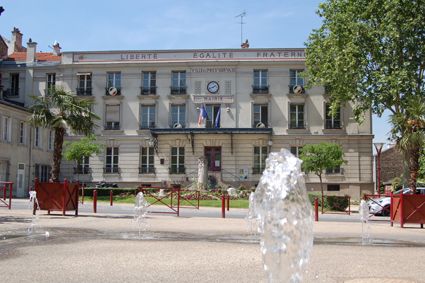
[368,187,425,216]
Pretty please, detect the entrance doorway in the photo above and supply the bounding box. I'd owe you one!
[204,147,221,171]
[17,163,25,197]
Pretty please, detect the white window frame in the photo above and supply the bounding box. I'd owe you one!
[289,104,305,129]
[253,146,267,174]
[253,69,268,87]
[290,69,305,86]
[105,147,119,173]
[34,127,42,148]
[19,121,26,144]
[170,104,185,127]
[171,147,185,174]
[140,104,156,129]
[140,147,155,174]
[107,72,121,88]
[2,116,11,142]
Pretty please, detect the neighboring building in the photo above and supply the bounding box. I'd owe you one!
[0,28,374,199]
[380,144,405,185]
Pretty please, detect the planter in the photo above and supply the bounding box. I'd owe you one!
[390,193,425,228]
[33,178,79,216]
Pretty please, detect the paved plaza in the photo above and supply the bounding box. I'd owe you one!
[1,200,424,283]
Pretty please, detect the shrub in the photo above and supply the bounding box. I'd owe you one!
[326,195,349,211]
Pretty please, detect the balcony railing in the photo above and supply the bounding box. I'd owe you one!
[252,121,268,128]
[252,85,269,94]
[76,87,92,96]
[139,166,156,174]
[73,167,91,174]
[289,84,305,94]
[140,86,157,95]
[104,166,120,174]
[3,88,19,97]
[104,122,120,130]
[169,166,186,174]
[325,120,342,129]
[289,122,305,129]
[105,87,121,96]
[170,86,187,95]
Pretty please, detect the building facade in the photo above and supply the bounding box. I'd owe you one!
[0,29,374,199]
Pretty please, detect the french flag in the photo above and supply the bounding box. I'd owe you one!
[198,105,208,126]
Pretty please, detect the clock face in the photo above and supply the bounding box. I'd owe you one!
[207,81,219,94]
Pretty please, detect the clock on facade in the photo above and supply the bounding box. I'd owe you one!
[207,81,219,94]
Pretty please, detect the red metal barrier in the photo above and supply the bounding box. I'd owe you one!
[110,190,113,206]
[314,198,319,222]
[178,190,200,209]
[0,181,13,209]
[93,189,97,213]
[221,194,226,218]
[391,193,425,228]
[138,186,181,216]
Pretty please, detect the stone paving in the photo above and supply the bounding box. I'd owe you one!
[0,201,424,283]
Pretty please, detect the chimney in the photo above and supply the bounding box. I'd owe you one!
[52,41,61,56]
[11,27,24,52]
[26,38,37,63]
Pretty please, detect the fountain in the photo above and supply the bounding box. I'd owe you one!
[359,199,371,245]
[27,191,49,238]
[134,192,149,238]
[246,191,258,234]
[251,149,313,283]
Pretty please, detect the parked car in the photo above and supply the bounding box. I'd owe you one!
[368,187,425,216]
[95,181,119,188]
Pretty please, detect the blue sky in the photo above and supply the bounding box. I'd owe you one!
[0,0,391,144]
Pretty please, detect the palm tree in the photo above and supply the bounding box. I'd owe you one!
[29,88,99,182]
[390,97,425,193]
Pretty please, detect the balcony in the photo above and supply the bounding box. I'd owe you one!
[104,122,120,130]
[169,166,186,174]
[252,85,269,94]
[139,166,156,174]
[76,87,92,96]
[252,121,268,128]
[73,166,91,174]
[104,166,120,174]
[140,86,157,95]
[3,88,19,97]
[105,87,121,96]
[170,86,187,95]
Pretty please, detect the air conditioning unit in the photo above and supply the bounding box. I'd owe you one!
[108,87,118,96]
[173,123,182,128]
[293,85,305,95]
[256,122,266,128]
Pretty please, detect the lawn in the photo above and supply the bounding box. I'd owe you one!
[82,195,250,209]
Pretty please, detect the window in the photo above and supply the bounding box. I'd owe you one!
[105,104,120,130]
[106,72,121,95]
[76,156,90,174]
[253,104,268,127]
[205,105,221,128]
[325,103,341,129]
[171,71,186,94]
[2,116,11,142]
[326,167,341,174]
[46,73,56,95]
[19,122,26,144]
[48,130,54,150]
[290,146,303,158]
[171,104,185,127]
[289,104,305,129]
[140,105,156,129]
[142,71,156,95]
[289,69,304,86]
[170,147,185,174]
[327,184,340,191]
[105,147,119,173]
[35,164,51,182]
[34,127,42,148]
[10,73,19,96]
[253,146,267,174]
[253,69,268,93]
[140,147,155,174]
[77,73,92,96]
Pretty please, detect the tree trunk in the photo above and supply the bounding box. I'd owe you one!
[51,127,66,182]
[408,146,420,193]
[319,173,324,210]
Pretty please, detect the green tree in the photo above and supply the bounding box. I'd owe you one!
[299,143,345,198]
[305,0,425,192]
[29,88,99,182]
[63,135,102,178]
[418,146,425,182]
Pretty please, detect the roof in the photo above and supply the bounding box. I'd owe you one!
[0,99,29,112]
[4,52,60,62]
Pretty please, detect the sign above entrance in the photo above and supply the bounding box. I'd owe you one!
[193,95,234,104]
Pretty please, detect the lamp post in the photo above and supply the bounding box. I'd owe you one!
[373,142,384,195]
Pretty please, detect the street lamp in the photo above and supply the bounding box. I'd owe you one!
[374,142,385,195]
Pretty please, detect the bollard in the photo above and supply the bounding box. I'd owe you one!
[93,189,97,213]
[110,190,113,206]
[221,194,226,218]
[227,194,230,211]
[314,198,319,222]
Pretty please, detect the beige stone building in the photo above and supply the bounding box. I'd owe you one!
[0,28,374,199]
